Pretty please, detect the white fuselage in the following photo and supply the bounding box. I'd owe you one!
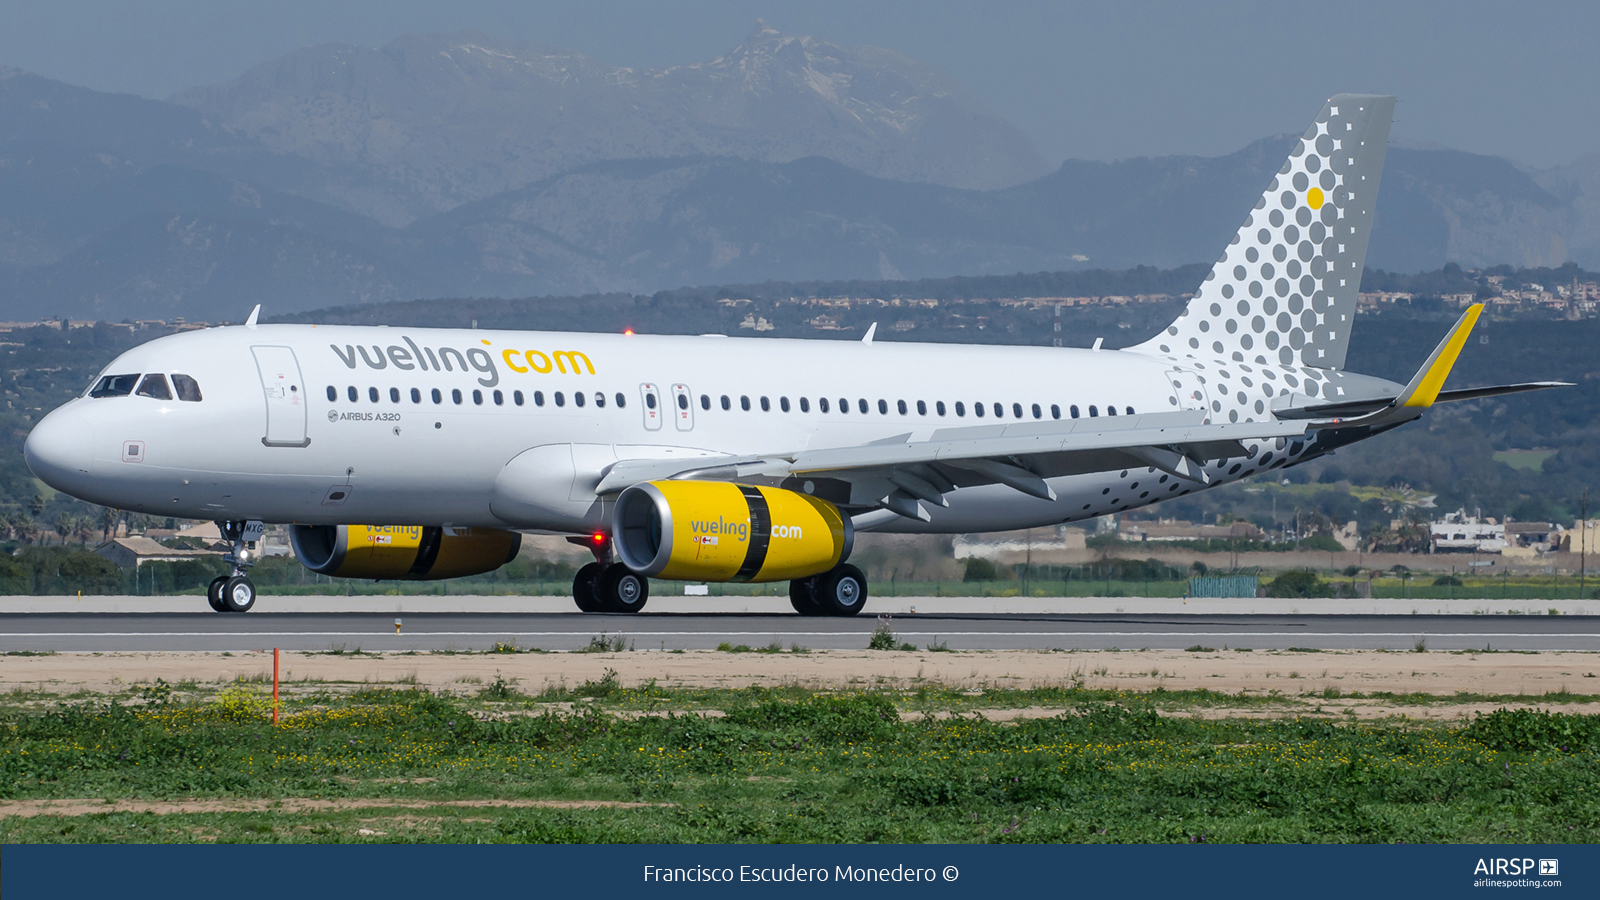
[25,324,1379,535]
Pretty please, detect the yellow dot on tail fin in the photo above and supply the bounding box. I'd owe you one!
[1307,187,1325,209]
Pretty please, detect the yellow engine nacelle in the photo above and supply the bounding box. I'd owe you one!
[290,525,522,581]
[612,481,852,583]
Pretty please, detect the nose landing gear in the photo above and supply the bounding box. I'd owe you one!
[208,520,264,613]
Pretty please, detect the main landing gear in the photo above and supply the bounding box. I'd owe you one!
[569,533,650,614]
[788,563,868,617]
[207,520,263,613]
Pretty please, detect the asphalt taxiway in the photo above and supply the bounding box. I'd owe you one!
[2,606,1596,653]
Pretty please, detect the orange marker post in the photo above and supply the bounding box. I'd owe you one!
[272,647,280,725]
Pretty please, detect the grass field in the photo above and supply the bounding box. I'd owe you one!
[2,678,1598,844]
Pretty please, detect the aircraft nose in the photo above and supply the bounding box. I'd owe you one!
[24,405,94,493]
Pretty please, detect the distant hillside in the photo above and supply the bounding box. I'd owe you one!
[170,24,1050,215]
[1,28,1598,320]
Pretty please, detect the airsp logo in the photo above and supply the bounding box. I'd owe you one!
[1540,860,1559,876]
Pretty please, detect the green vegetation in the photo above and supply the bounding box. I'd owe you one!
[1,685,1597,844]
[1492,450,1555,472]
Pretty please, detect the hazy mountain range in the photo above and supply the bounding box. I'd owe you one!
[1,24,1597,322]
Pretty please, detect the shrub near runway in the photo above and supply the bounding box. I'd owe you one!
[1,688,1598,843]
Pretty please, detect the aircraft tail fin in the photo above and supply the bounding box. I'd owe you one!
[1132,94,1395,371]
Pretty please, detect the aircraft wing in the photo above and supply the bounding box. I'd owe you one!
[595,410,1308,521]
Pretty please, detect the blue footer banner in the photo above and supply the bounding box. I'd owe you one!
[4,844,1594,899]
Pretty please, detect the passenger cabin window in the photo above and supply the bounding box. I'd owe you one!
[700,394,710,410]
[1088,405,1098,417]
[858,399,868,414]
[1050,404,1061,419]
[554,391,565,407]
[800,397,810,412]
[936,401,946,416]
[390,388,401,403]
[914,400,924,415]
[172,374,202,402]
[533,391,544,407]
[760,396,770,411]
[573,392,583,407]
[615,393,626,408]
[1126,406,1135,415]
[1106,406,1117,416]
[513,390,524,406]
[493,390,504,406]
[1013,403,1023,419]
[90,374,140,398]
[819,398,830,413]
[136,374,172,400]
[780,397,790,412]
[411,388,422,403]
[473,389,484,405]
[1071,405,1080,418]
[369,387,380,403]
[720,395,731,410]
[594,392,605,408]
[954,401,965,417]
[993,403,1003,418]
[347,386,359,402]
[839,398,849,414]
[1032,403,1043,419]
[741,396,751,411]
[974,403,985,418]
[326,385,337,402]
[452,389,463,405]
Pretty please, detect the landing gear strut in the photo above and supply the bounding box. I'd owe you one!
[568,534,650,614]
[209,520,263,613]
[790,563,868,617]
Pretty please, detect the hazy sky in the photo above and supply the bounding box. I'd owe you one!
[3,0,1596,169]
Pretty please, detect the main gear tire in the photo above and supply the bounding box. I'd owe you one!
[596,564,649,614]
[814,564,867,617]
[573,562,605,612]
[789,577,823,615]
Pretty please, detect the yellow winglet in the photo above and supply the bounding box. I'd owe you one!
[1397,303,1484,408]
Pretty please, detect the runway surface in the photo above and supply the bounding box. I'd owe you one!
[3,610,1598,652]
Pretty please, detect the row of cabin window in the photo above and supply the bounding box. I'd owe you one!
[327,384,1137,420]
[696,395,1136,420]
[327,385,622,409]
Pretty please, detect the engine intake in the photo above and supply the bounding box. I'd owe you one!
[613,481,851,583]
[290,525,522,581]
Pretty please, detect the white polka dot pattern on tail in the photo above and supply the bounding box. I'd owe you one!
[1132,95,1395,373]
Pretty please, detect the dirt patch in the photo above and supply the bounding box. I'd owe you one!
[2,649,1595,699]
[0,797,675,819]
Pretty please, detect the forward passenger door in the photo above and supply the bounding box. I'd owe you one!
[253,346,310,447]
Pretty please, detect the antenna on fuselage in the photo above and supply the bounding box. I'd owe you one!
[244,305,261,329]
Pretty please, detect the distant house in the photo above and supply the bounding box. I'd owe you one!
[1429,509,1505,553]
[93,537,222,570]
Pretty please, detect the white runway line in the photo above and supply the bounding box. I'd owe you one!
[1,631,1593,639]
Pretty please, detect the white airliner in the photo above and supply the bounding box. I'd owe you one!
[24,95,1563,614]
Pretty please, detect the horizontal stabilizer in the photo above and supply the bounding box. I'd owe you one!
[1434,382,1573,403]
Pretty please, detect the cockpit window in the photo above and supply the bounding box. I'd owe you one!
[135,374,172,400]
[172,374,202,402]
[90,374,140,398]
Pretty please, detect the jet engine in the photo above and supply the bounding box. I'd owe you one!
[290,525,522,581]
[612,481,851,583]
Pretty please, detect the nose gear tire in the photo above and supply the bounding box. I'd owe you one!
[223,576,256,613]
[207,576,230,613]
